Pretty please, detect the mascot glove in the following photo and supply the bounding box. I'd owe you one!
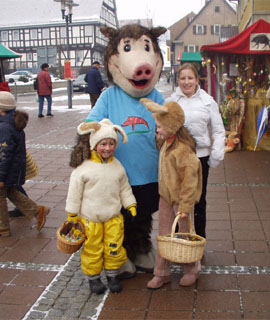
[67,213,80,224]
[126,204,137,222]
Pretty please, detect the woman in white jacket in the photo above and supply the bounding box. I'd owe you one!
[166,63,225,238]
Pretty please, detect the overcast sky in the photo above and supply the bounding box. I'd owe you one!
[115,0,236,28]
[115,0,205,28]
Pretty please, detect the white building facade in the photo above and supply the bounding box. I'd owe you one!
[0,0,118,77]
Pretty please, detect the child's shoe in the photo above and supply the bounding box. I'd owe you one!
[36,206,50,231]
[179,273,199,286]
[89,278,106,294]
[179,261,201,287]
[147,275,170,289]
[0,228,11,237]
[107,276,122,293]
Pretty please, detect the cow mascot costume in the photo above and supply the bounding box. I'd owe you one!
[78,24,167,277]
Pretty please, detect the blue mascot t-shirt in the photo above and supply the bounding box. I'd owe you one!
[86,85,164,186]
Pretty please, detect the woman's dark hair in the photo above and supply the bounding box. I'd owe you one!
[13,110,29,131]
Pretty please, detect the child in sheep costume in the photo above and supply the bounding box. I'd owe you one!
[82,24,167,276]
[140,98,203,288]
[66,119,137,294]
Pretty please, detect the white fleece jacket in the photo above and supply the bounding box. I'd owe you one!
[65,157,136,223]
[166,86,225,168]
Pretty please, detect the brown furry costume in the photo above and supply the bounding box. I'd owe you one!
[140,98,202,211]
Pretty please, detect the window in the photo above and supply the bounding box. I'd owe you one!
[193,24,206,35]
[215,6,220,12]
[30,29,37,39]
[1,31,8,41]
[60,27,66,38]
[197,25,203,35]
[85,26,93,37]
[42,28,50,39]
[188,45,196,52]
[76,50,84,62]
[72,26,80,37]
[13,30,19,40]
[211,24,221,35]
[214,24,220,35]
[187,16,193,24]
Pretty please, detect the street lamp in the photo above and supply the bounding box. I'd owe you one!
[54,0,79,109]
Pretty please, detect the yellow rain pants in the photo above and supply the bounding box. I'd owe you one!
[80,214,127,276]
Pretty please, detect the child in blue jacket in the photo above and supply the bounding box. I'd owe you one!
[0,91,50,236]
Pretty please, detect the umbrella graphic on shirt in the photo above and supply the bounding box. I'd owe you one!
[254,105,270,151]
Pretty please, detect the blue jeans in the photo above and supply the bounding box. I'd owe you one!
[38,95,52,115]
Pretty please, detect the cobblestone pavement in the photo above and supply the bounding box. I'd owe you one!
[0,80,270,320]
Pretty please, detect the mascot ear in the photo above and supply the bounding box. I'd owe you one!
[100,25,117,40]
[113,125,128,144]
[77,122,101,135]
[150,27,167,39]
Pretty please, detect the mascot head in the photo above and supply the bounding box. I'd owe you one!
[100,24,167,98]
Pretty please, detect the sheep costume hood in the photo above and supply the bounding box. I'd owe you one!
[77,118,128,149]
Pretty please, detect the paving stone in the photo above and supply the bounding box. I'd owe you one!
[27,311,46,319]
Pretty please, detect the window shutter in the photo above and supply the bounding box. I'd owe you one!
[204,25,207,34]
[196,45,199,52]
[211,25,214,34]
[184,46,188,52]
[193,25,196,35]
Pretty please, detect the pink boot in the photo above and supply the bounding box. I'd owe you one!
[147,275,171,289]
[179,261,201,287]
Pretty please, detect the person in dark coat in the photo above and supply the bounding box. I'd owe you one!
[37,63,53,118]
[84,61,105,108]
[0,91,50,236]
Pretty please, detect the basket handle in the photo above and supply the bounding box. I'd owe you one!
[170,213,193,238]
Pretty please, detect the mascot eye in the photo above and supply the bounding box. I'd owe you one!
[124,44,131,52]
[144,44,150,52]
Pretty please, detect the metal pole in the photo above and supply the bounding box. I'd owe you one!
[66,14,72,109]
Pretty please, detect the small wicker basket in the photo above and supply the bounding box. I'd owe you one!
[57,220,86,254]
[157,214,206,263]
[25,149,39,180]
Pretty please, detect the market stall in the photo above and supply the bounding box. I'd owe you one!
[201,19,270,151]
[0,43,21,91]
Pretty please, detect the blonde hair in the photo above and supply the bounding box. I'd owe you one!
[177,63,199,81]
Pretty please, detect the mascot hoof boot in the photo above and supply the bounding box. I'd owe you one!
[135,249,156,273]
[107,276,122,293]
[89,278,106,294]
[118,258,136,279]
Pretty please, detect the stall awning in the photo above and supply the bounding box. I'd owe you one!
[0,44,21,59]
[201,19,270,55]
[181,52,202,62]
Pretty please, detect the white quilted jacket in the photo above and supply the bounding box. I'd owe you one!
[166,86,225,168]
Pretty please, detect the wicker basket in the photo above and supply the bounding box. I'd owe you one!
[157,214,206,263]
[25,149,39,180]
[57,220,86,254]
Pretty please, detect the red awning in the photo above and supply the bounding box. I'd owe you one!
[201,19,270,55]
